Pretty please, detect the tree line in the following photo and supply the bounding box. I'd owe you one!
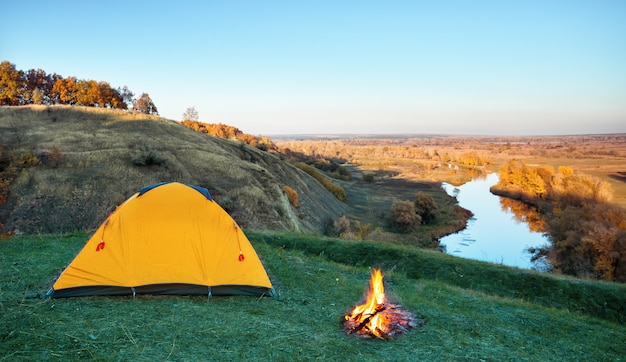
[492,159,626,282]
[180,119,276,151]
[0,61,158,114]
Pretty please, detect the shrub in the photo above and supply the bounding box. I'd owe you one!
[390,200,421,232]
[354,220,372,240]
[283,185,299,208]
[333,215,352,237]
[363,173,375,183]
[18,152,39,167]
[328,165,352,181]
[414,191,439,224]
[43,146,65,168]
[131,145,166,166]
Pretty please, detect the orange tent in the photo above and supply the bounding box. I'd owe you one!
[48,182,274,298]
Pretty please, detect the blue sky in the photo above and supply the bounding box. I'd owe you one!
[3,1,625,135]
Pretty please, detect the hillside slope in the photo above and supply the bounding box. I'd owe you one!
[0,106,348,234]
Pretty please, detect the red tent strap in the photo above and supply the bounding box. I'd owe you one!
[96,218,110,252]
[234,222,244,262]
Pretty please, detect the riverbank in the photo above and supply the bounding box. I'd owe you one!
[489,159,626,282]
[440,173,549,269]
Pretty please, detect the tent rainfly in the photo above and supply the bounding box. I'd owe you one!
[47,182,274,298]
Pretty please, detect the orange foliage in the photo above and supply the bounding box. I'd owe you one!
[181,120,276,150]
[283,186,298,208]
[496,159,626,282]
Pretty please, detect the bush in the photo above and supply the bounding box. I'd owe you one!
[328,165,352,181]
[333,215,352,237]
[363,173,375,183]
[18,151,40,167]
[40,146,65,168]
[131,145,166,166]
[283,186,299,207]
[390,200,421,232]
[414,192,439,224]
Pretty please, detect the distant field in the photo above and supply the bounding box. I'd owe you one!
[276,134,626,208]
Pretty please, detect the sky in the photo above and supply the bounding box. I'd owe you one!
[2,0,625,136]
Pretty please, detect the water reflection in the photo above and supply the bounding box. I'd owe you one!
[499,197,546,233]
[440,173,548,269]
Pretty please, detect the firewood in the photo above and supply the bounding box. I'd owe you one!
[348,305,387,334]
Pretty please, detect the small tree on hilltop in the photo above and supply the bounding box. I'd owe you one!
[182,106,199,121]
[134,93,159,115]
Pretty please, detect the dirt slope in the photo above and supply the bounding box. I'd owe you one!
[0,106,348,234]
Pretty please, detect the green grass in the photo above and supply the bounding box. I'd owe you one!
[251,231,626,323]
[2,232,626,361]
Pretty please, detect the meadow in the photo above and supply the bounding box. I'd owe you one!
[2,231,625,361]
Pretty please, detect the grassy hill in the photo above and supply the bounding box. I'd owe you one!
[0,105,348,234]
[2,106,625,360]
[1,231,625,360]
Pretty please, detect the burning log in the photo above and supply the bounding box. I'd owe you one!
[343,269,423,339]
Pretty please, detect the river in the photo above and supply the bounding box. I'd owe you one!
[440,173,548,269]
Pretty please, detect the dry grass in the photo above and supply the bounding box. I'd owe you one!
[0,106,348,234]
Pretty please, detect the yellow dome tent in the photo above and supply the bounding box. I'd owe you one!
[47,182,274,298]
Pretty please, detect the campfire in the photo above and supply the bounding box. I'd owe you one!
[343,268,421,339]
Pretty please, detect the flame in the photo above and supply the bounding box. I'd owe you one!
[345,268,388,338]
[344,268,420,339]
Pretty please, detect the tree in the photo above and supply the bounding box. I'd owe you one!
[0,61,26,105]
[31,88,44,104]
[74,79,98,106]
[182,106,199,121]
[52,76,79,104]
[24,68,58,105]
[119,86,134,110]
[133,93,158,115]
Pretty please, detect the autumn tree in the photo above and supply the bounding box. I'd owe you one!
[24,68,57,104]
[498,159,626,281]
[133,93,158,115]
[31,88,44,104]
[1,62,135,110]
[522,167,547,198]
[74,79,97,106]
[0,61,25,105]
[51,76,79,104]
